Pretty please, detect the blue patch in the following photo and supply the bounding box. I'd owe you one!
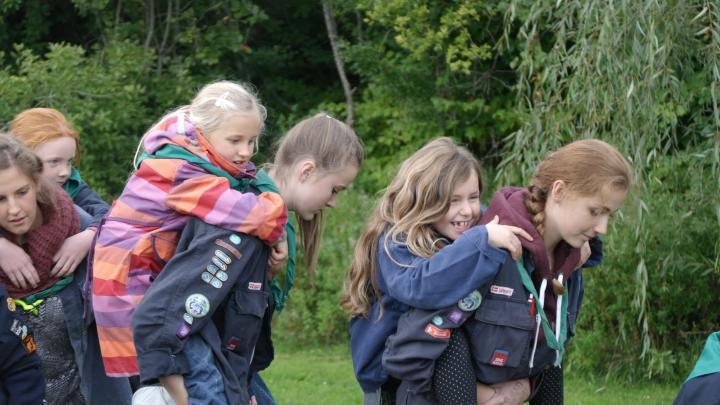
[229,234,242,245]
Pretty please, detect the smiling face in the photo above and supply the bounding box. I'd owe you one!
[285,162,359,221]
[544,182,628,248]
[33,136,77,186]
[431,171,481,241]
[0,166,42,237]
[204,114,261,167]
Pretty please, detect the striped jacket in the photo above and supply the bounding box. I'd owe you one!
[91,113,286,376]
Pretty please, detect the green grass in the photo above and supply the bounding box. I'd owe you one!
[260,343,679,404]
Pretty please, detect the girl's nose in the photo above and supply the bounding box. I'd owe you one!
[594,215,609,235]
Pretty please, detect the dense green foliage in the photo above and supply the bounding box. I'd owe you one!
[0,0,717,382]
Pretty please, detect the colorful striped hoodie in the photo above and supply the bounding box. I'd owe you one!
[91,113,286,376]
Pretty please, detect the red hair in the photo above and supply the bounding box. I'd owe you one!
[10,108,80,164]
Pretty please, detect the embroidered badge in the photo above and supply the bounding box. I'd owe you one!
[183,313,194,325]
[185,294,210,318]
[211,257,227,271]
[446,308,464,324]
[432,315,444,327]
[201,272,213,283]
[490,285,515,297]
[458,290,482,312]
[22,335,36,353]
[206,264,219,275]
[248,282,262,291]
[229,234,242,245]
[176,323,191,340]
[424,324,451,339]
[216,271,228,282]
[226,336,240,351]
[10,319,22,336]
[210,279,223,289]
[215,239,242,260]
[491,349,509,367]
[7,298,15,312]
[215,250,231,264]
[20,325,27,339]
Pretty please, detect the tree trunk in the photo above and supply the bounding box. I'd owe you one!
[322,1,354,127]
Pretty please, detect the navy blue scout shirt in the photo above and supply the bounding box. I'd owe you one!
[350,225,507,392]
[0,284,44,405]
[132,217,270,405]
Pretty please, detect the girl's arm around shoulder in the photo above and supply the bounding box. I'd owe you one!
[73,182,110,227]
[380,225,507,310]
[165,166,287,245]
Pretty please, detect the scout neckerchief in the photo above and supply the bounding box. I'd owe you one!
[136,145,295,312]
[63,167,84,198]
[253,169,296,313]
[516,258,568,367]
[686,331,720,382]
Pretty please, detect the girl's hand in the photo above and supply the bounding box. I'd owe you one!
[577,240,591,268]
[159,374,188,405]
[0,237,40,289]
[51,229,95,278]
[249,395,258,405]
[478,378,530,405]
[267,239,288,280]
[485,215,533,260]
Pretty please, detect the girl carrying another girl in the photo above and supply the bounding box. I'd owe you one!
[0,134,130,404]
[91,80,288,378]
[342,137,532,404]
[383,139,632,404]
[132,113,364,405]
[1,108,109,291]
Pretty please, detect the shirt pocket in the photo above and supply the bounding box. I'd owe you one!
[466,296,535,371]
[223,289,269,357]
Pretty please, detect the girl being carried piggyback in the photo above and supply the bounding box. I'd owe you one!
[91,81,288,378]
[343,137,533,404]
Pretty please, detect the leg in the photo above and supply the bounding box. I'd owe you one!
[182,335,227,405]
[433,329,476,405]
[530,366,563,405]
[249,372,276,405]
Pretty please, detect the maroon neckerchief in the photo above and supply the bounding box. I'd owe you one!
[0,187,80,298]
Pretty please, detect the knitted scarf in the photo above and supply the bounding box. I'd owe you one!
[0,187,80,298]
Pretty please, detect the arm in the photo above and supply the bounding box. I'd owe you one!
[381,226,507,310]
[73,182,110,228]
[163,163,287,245]
[132,217,266,385]
[0,238,39,289]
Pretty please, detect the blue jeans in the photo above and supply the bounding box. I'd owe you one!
[249,373,277,405]
[183,335,227,405]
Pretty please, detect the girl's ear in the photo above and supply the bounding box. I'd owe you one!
[550,180,566,202]
[298,159,317,182]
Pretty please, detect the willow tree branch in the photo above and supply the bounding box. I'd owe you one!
[322,1,354,127]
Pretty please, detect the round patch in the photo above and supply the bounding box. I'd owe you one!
[229,234,242,245]
[185,294,210,318]
[7,298,15,312]
[458,290,482,312]
[432,315,444,327]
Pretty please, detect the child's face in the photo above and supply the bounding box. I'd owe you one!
[288,163,359,221]
[205,114,261,167]
[432,171,481,241]
[545,184,627,248]
[34,136,76,186]
[0,166,40,237]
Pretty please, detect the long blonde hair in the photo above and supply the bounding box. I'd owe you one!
[525,139,634,235]
[269,112,363,274]
[342,137,483,318]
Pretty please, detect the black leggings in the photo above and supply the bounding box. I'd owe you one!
[432,329,564,405]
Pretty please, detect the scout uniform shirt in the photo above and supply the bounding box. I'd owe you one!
[132,216,271,405]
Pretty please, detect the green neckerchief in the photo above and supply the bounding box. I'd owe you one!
[515,259,568,367]
[63,167,84,198]
[686,332,720,382]
[16,275,74,307]
[254,169,296,313]
[138,145,294,312]
[135,144,250,190]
